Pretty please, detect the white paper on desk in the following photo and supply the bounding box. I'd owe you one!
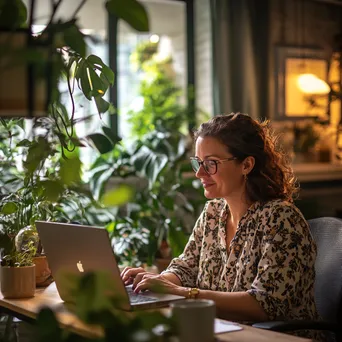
[214,319,242,334]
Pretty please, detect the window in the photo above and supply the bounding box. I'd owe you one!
[114,0,191,139]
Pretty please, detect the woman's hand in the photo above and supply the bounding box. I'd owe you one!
[121,266,147,285]
[120,266,186,296]
[132,272,185,295]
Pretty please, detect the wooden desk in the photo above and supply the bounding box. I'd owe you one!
[0,282,311,342]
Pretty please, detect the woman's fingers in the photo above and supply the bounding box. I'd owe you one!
[132,272,156,289]
[120,266,132,279]
[133,276,156,293]
[133,275,166,293]
[121,267,145,283]
[131,272,145,289]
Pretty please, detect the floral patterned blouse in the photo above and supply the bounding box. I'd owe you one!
[164,198,319,322]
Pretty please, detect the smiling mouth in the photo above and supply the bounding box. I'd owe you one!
[202,183,215,188]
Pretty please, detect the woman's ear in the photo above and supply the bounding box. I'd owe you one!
[243,156,255,175]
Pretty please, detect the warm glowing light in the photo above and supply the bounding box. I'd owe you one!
[149,34,160,43]
[297,73,330,95]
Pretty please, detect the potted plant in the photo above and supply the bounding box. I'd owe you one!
[0,184,51,289]
[0,236,37,299]
[293,121,320,163]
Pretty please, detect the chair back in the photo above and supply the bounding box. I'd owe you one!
[308,217,342,324]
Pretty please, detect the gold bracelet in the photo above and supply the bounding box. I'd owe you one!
[188,287,200,299]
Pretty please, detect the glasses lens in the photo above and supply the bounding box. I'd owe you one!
[203,160,217,175]
[190,159,200,172]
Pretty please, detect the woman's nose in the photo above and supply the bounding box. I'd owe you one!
[195,164,207,178]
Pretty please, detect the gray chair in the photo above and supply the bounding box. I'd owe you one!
[253,217,342,342]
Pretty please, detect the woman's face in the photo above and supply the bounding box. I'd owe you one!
[195,136,246,200]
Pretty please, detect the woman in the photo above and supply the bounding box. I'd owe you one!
[121,113,319,324]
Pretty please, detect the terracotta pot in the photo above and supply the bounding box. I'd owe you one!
[0,265,35,298]
[33,255,53,287]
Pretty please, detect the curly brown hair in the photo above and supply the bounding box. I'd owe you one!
[193,113,298,203]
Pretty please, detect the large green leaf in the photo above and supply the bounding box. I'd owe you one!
[63,23,86,57]
[69,271,126,323]
[106,0,149,32]
[87,133,113,154]
[16,139,31,147]
[131,146,168,187]
[101,64,115,86]
[23,138,52,174]
[91,164,116,201]
[145,153,168,186]
[79,65,92,100]
[59,157,82,186]
[87,54,114,85]
[102,126,121,146]
[40,180,64,202]
[1,202,18,215]
[95,96,110,114]
[88,67,107,97]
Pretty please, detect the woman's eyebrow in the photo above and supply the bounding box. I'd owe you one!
[204,154,222,159]
[195,154,222,159]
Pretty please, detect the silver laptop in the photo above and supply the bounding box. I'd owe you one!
[35,221,184,310]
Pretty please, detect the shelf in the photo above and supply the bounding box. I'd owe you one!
[309,0,342,7]
[293,162,342,182]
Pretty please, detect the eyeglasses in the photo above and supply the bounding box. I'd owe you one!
[190,157,237,175]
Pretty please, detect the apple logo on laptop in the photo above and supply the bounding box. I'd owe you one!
[77,261,84,272]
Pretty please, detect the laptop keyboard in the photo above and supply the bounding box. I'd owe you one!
[126,287,157,304]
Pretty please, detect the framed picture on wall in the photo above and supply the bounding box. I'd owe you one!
[274,46,330,121]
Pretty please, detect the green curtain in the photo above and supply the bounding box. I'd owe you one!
[210,0,270,118]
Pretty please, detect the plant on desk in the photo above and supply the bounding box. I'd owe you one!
[0,238,36,299]
[34,271,175,342]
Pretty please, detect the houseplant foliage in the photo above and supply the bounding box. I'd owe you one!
[0,0,150,249]
[0,0,149,158]
[127,40,188,138]
[88,41,205,267]
[0,0,150,286]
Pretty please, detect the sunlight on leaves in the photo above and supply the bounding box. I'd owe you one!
[40,180,64,202]
[59,157,82,186]
[101,185,134,207]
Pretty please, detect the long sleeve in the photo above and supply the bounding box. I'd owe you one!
[246,204,317,320]
[161,202,208,287]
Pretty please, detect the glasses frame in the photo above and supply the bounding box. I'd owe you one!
[190,157,238,175]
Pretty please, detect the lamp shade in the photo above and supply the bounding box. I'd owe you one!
[297,73,330,95]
